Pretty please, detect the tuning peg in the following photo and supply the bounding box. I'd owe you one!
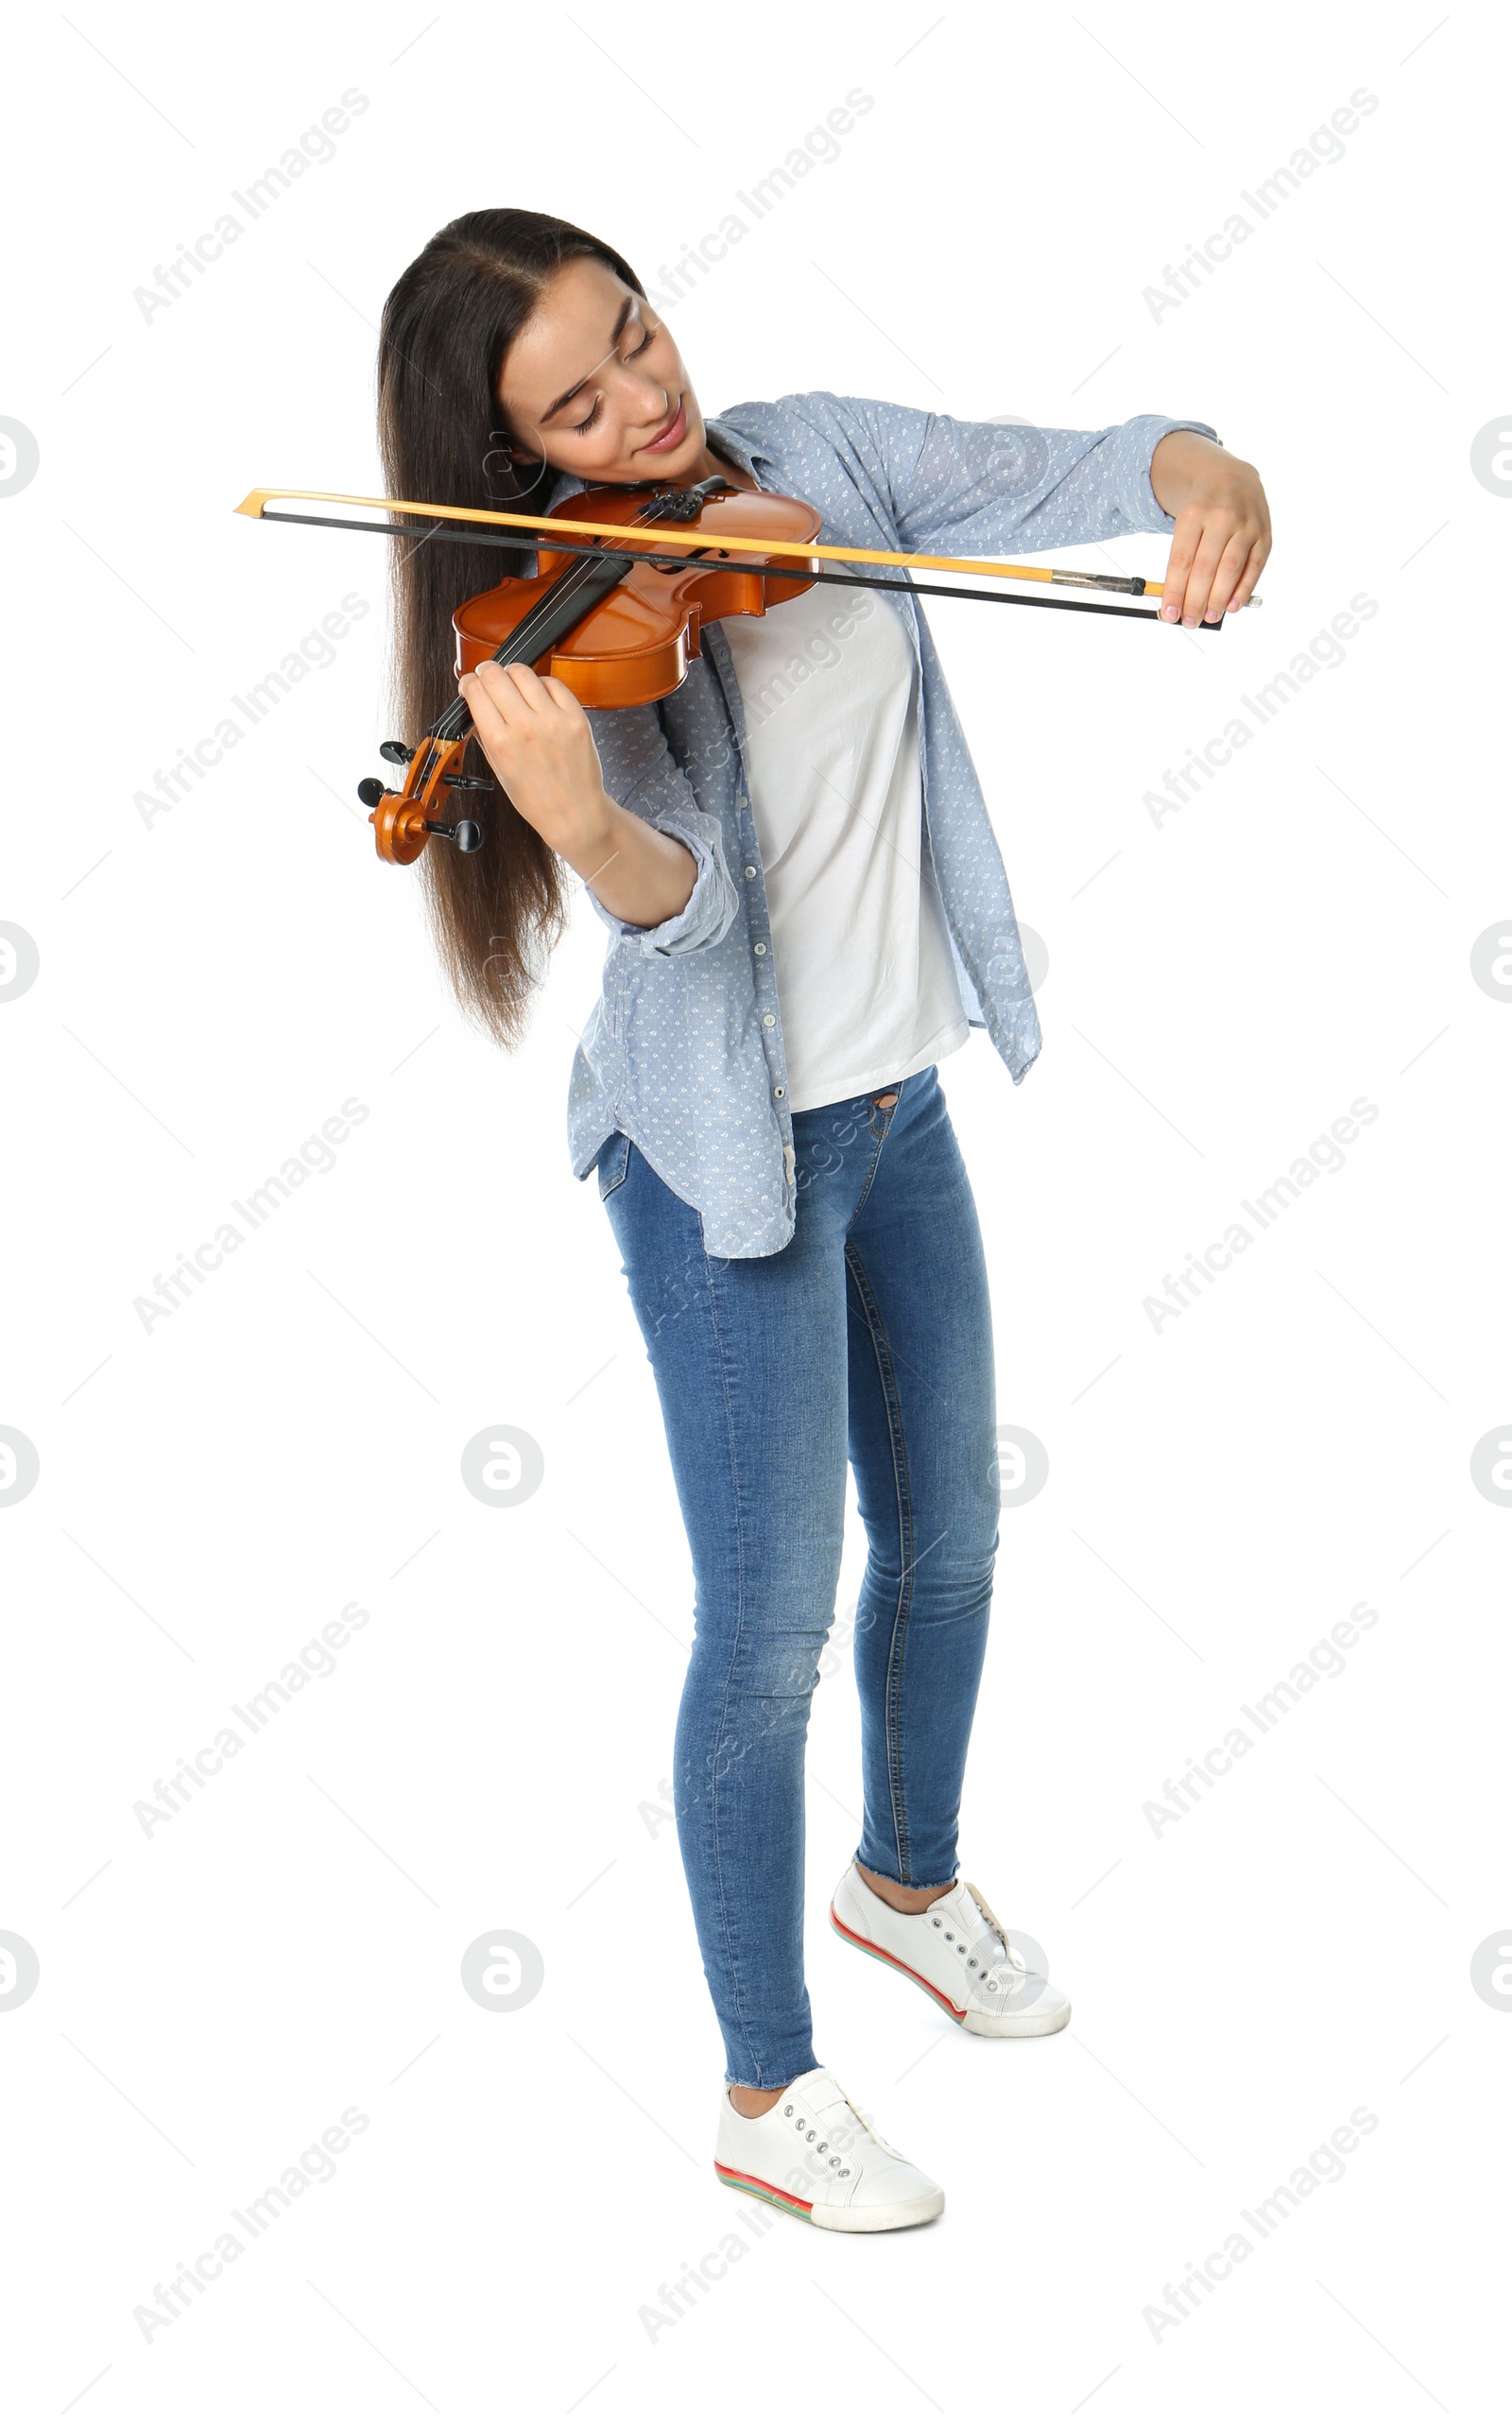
[442,772,494,793]
[379,739,413,765]
[357,776,389,809]
[423,818,485,853]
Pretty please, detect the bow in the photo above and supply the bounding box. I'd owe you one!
[234,484,1246,625]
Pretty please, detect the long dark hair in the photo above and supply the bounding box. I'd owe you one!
[377,208,645,1045]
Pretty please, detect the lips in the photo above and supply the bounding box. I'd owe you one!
[641,396,688,454]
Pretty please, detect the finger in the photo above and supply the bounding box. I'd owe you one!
[1160,507,1203,622]
[499,660,553,710]
[461,660,525,719]
[1200,530,1254,622]
[1228,537,1267,612]
[539,672,587,717]
[457,664,522,759]
[1175,525,1238,628]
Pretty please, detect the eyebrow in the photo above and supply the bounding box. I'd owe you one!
[536,296,637,426]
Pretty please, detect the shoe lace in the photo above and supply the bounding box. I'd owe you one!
[961,1881,1022,1978]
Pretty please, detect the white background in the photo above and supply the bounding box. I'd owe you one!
[3,3,1507,2421]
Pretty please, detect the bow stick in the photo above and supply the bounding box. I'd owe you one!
[235,485,1254,625]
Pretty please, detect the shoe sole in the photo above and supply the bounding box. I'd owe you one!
[715,2162,943,2232]
[830,1903,1072,2038]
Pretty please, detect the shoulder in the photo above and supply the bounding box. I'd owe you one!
[711,390,924,472]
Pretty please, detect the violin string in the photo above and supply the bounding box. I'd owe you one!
[428,491,678,747]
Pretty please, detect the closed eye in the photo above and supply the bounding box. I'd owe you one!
[570,326,656,434]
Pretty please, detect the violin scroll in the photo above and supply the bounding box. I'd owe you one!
[358,736,490,863]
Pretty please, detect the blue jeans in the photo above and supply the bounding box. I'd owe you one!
[597,1065,999,2087]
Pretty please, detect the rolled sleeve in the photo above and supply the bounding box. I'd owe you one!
[1107,413,1222,533]
[588,794,738,957]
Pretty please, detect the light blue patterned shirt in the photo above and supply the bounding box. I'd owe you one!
[552,393,1215,1256]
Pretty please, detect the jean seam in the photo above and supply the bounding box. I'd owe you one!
[848,1102,896,1227]
[844,1239,917,1884]
[695,1234,765,2085]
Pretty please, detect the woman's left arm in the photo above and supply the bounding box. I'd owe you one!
[845,397,1269,630]
[1148,429,1270,626]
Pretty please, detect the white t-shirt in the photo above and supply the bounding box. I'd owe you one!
[720,581,970,1114]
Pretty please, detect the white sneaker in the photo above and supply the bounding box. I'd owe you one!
[713,2065,944,2232]
[831,1863,1072,2039]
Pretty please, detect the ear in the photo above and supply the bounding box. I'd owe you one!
[485,426,551,497]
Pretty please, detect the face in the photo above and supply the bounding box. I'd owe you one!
[497,254,708,487]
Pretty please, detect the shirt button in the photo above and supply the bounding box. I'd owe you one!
[763,1013,775,1028]
[753,941,767,956]
[744,866,757,880]
[774,1085,785,1098]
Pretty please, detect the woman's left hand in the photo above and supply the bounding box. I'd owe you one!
[457,659,612,854]
[1149,430,1271,626]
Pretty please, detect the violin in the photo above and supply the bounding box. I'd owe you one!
[236,475,1247,865]
[359,475,819,866]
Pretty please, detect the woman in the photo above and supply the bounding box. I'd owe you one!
[377,208,1270,2232]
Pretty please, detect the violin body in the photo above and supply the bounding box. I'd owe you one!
[455,481,823,707]
[364,477,822,863]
